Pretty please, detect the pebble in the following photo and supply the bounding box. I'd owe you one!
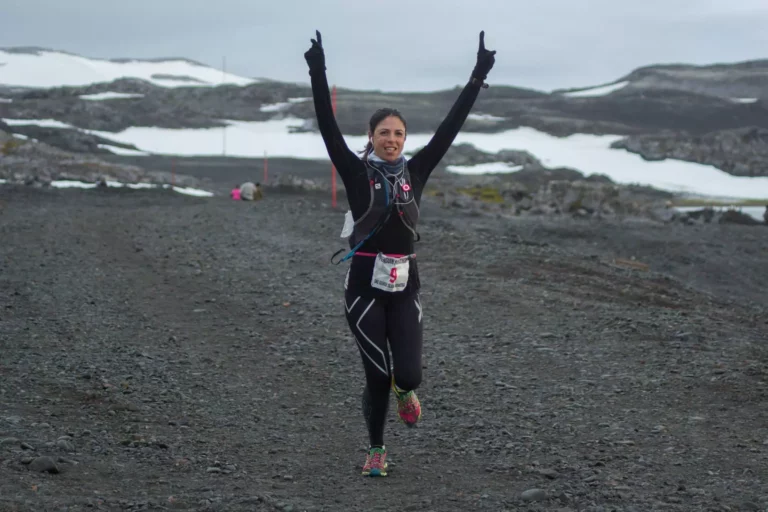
[521,488,547,502]
[29,456,59,473]
[539,468,559,479]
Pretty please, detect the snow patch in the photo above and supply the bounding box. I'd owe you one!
[49,180,99,189]
[563,81,629,97]
[3,118,75,129]
[97,144,149,156]
[80,92,145,100]
[45,180,214,196]
[445,162,524,175]
[260,97,311,112]
[170,185,215,197]
[3,115,768,202]
[76,121,768,201]
[0,49,257,88]
[468,113,505,122]
[260,102,291,113]
[0,176,212,197]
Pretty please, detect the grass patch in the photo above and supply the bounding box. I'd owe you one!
[1,138,23,155]
[457,186,504,204]
[673,198,768,207]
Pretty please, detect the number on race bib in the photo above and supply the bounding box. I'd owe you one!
[371,253,410,292]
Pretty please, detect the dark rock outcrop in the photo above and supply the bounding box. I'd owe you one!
[8,125,142,154]
[0,130,201,188]
[677,206,765,226]
[428,142,542,168]
[610,127,768,177]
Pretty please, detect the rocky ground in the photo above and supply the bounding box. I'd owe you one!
[1,183,767,512]
[0,131,208,190]
[3,131,687,224]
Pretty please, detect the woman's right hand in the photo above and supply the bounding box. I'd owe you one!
[304,30,326,73]
[471,31,496,82]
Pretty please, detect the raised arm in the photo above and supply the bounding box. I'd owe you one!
[408,31,496,180]
[304,30,360,183]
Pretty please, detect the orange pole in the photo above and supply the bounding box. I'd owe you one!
[264,150,268,184]
[331,85,337,209]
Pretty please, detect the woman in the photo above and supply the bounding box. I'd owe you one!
[304,29,496,477]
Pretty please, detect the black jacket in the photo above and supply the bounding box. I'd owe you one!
[309,68,485,295]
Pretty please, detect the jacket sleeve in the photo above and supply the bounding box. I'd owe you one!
[407,79,484,181]
[309,68,361,186]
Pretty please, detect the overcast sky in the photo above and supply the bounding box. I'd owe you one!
[2,0,767,92]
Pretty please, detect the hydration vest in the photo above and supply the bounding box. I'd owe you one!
[349,161,420,247]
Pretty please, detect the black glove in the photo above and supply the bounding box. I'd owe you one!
[471,31,496,82]
[304,30,326,74]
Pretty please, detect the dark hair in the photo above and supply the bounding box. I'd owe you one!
[360,108,407,159]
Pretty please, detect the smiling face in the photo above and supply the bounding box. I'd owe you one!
[369,115,406,162]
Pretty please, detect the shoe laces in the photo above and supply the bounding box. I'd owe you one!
[397,390,417,410]
[368,448,386,467]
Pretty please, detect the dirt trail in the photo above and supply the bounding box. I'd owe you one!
[1,186,767,512]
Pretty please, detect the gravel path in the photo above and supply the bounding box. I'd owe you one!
[1,185,766,512]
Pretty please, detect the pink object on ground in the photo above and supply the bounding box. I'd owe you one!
[231,188,241,200]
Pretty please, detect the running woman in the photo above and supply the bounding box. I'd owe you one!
[304,29,496,477]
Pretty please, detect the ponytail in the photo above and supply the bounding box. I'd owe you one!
[359,140,373,161]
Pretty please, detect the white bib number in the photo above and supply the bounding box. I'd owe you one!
[371,253,410,292]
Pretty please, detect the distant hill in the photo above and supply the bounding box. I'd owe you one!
[1,48,767,180]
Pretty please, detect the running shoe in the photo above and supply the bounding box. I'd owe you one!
[392,377,422,427]
[361,446,388,477]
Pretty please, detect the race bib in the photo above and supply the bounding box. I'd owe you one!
[371,253,410,292]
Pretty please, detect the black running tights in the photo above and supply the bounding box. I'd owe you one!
[344,288,423,447]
